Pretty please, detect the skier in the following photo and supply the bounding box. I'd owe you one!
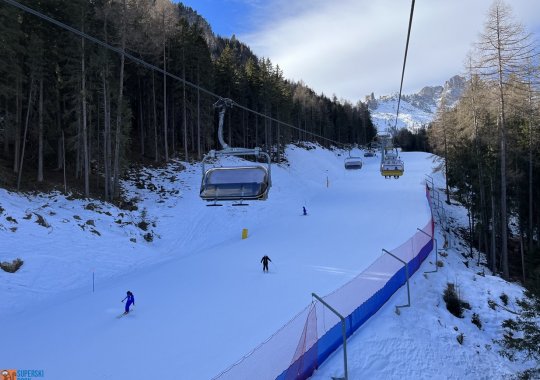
[303,206,307,216]
[261,255,272,273]
[122,291,135,314]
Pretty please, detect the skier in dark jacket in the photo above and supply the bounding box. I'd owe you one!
[303,206,307,216]
[261,255,272,273]
[122,291,135,314]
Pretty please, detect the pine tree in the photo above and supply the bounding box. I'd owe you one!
[474,0,536,278]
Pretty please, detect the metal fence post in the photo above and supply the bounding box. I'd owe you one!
[424,174,434,190]
[417,228,438,273]
[382,249,410,310]
[312,293,348,380]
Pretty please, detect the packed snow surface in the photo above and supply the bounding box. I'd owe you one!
[0,144,533,379]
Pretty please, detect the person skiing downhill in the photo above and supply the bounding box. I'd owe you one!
[261,255,272,273]
[122,291,135,314]
[303,206,307,216]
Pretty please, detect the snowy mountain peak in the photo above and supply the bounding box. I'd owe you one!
[367,75,465,133]
[441,74,466,106]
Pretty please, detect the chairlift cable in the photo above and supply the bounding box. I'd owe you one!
[1,0,347,148]
[231,101,340,147]
[393,0,415,131]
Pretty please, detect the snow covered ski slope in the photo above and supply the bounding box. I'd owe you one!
[1,145,435,379]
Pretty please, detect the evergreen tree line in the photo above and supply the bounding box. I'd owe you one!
[428,1,540,291]
[394,126,430,152]
[0,0,376,201]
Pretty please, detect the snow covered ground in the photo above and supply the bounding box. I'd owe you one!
[0,144,535,379]
[311,173,533,379]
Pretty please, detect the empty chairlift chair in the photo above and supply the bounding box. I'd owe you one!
[200,148,271,203]
[344,147,363,170]
[344,156,363,170]
[200,99,272,205]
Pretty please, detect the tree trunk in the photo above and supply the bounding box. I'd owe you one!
[62,130,67,194]
[113,0,127,200]
[520,234,526,285]
[94,107,98,191]
[56,86,63,170]
[490,177,497,273]
[228,103,232,148]
[37,78,44,182]
[163,38,169,162]
[277,108,281,163]
[13,74,21,173]
[138,77,144,156]
[81,35,89,196]
[255,112,258,147]
[76,99,82,179]
[242,110,246,148]
[264,104,268,153]
[469,71,488,267]
[182,56,188,161]
[197,66,201,160]
[498,110,509,278]
[171,94,175,155]
[17,77,34,190]
[443,124,450,204]
[3,98,9,157]
[102,73,110,201]
[528,101,533,254]
[152,72,158,162]
[57,138,63,171]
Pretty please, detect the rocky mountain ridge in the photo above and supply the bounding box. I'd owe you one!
[366,75,466,132]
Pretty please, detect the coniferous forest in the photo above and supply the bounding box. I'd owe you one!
[428,1,540,291]
[0,0,376,200]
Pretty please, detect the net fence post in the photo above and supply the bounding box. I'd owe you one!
[311,293,348,380]
[382,249,410,311]
[417,228,438,273]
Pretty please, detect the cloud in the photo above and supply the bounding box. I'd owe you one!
[240,0,540,102]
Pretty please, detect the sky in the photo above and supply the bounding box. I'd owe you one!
[178,0,540,102]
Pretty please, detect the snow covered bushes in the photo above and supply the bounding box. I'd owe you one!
[0,258,23,273]
[443,282,469,318]
[471,313,482,329]
[498,293,540,379]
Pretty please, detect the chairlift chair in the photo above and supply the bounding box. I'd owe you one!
[380,160,404,179]
[200,99,272,205]
[364,149,375,157]
[200,148,271,204]
[376,131,392,139]
[344,156,363,170]
[344,147,363,170]
[379,141,404,179]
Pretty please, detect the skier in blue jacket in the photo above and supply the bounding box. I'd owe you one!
[122,291,135,314]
